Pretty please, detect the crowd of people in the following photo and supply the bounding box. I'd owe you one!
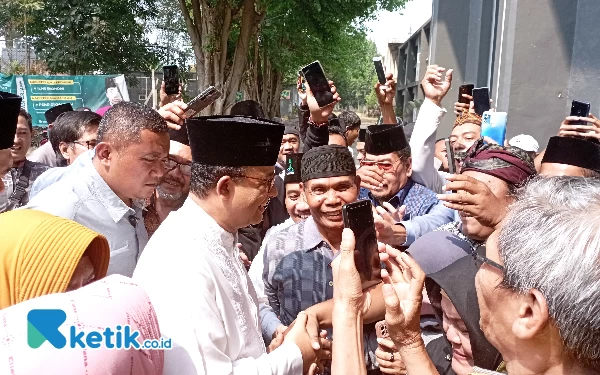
[0,60,599,375]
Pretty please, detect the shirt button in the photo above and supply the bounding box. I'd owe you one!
[328,281,333,287]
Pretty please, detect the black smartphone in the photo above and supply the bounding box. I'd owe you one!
[163,65,179,96]
[301,61,335,108]
[373,57,386,85]
[472,87,491,116]
[445,139,456,175]
[570,100,590,125]
[184,86,222,118]
[342,200,381,288]
[458,84,474,104]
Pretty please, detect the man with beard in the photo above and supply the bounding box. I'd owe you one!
[25,102,170,277]
[0,108,51,212]
[134,116,326,375]
[143,123,192,237]
[0,92,22,194]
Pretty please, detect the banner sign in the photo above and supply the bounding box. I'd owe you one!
[0,74,130,127]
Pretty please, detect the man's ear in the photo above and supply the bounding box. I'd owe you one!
[354,175,361,188]
[95,142,113,167]
[512,288,550,340]
[405,156,413,177]
[58,142,70,159]
[215,175,233,199]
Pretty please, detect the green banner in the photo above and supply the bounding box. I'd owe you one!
[0,74,130,127]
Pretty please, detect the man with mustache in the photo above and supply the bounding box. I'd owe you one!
[143,123,192,238]
[24,102,170,277]
[263,145,382,372]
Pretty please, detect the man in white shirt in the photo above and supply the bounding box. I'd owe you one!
[134,116,326,375]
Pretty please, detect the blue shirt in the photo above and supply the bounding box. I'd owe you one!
[359,178,454,246]
[23,155,148,277]
[29,149,94,199]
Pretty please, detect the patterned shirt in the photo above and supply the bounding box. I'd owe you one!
[263,217,334,326]
[435,221,482,252]
[0,160,51,213]
[359,178,439,220]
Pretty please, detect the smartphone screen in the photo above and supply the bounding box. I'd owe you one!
[445,139,456,175]
[184,86,222,118]
[570,100,590,125]
[458,84,474,104]
[163,65,179,96]
[481,111,508,146]
[342,200,381,288]
[301,61,335,108]
[373,57,386,85]
[472,87,491,116]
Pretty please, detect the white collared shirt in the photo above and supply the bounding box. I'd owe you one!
[23,157,148,277]
[133,198,303,375]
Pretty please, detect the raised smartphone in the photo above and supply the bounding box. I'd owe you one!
[481,111,508,146]
[184,86,221,118]
[570,100,590,125]
[472,87,491,116]
[373,57,387,85]
[301,61,335,108]
[163,65,179,96]
[342,200,381,288]
[458,84,474,104]
[375,320,389,339]
[445,138,456,175]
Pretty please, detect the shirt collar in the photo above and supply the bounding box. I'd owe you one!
[303,217,328,252]
[86,164,137,223]
[180,197,237,255]
[369,178,414,208]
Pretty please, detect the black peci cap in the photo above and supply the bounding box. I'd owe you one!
[301,145,356,182]
[542,136,600,172]
[44,103,73,125]
[0,91,22,150]
[186,116,284,166]
[230,100,265,118]
[358,128,367,143]
[365,124,409,155]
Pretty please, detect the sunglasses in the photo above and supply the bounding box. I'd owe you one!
[360,160,399,172]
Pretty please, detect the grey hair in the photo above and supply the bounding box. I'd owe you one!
[498,176,600,370]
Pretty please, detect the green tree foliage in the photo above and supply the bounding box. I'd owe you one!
[27,0,157,75]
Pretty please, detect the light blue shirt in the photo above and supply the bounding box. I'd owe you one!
[29,149,94,199]
[23,155,148,277]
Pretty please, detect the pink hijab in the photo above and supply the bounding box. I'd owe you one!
[0,275,163,375]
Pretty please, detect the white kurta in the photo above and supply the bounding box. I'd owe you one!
[133,198,303,375]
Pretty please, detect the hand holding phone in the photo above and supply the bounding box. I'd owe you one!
[184,86,222,118]
[343,200,381,289]
[375,320,389,339]
[301,61,336,109]
[569,100,591,125]
[458,84,474,104]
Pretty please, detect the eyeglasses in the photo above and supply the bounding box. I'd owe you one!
[164,158,192,176]
[360,159,400,172]
[72,140,97,150]
[472,245,505,272]
[233,173,276,192]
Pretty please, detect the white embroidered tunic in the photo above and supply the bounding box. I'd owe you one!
[134,198,303,375]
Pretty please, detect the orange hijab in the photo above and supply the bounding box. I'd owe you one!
[0,209,110,309]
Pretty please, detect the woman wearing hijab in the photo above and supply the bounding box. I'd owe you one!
[0,209,110,309]
[0,274,164,374]
[425,256,504,375]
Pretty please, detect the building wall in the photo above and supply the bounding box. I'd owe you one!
[429,0,600,148]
